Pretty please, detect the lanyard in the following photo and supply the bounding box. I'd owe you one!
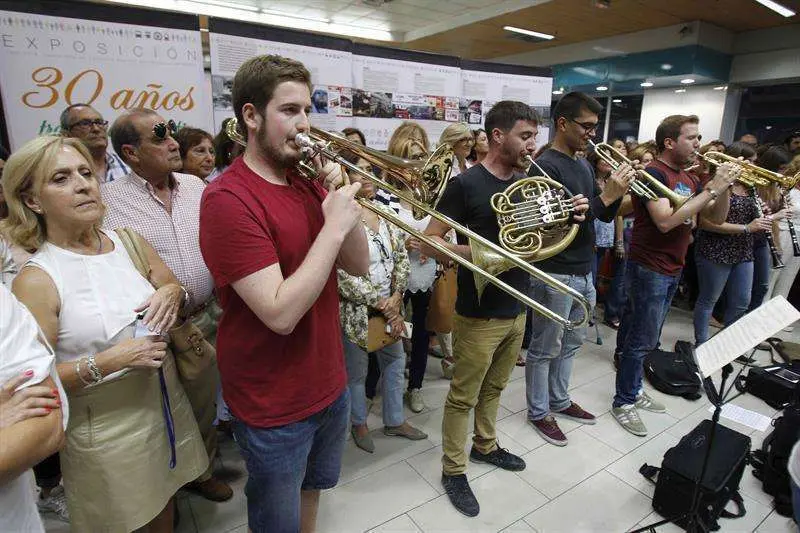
[158,368,177,469]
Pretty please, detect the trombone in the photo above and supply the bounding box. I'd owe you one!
[589,140,690,208]
[225,119,589,329]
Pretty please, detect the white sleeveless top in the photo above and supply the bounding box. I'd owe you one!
[26,230,155,380]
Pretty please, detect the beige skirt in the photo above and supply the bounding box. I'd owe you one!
[61,353,209,532]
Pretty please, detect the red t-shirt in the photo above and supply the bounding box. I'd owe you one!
[199,157,345,428]
[628,159,700,276]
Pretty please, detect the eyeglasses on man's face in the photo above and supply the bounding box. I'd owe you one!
[69,118,108,131]
[569,118,599,134]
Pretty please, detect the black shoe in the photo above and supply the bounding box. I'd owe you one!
[469,446,526,471]
[441,474,479,517]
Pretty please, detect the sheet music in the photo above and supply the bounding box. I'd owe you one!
[708,404,772,432]
[694,296,800,377]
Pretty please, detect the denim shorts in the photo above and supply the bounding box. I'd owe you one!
[232,388,350,533]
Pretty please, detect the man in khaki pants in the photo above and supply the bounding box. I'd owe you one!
[424,101,589,517]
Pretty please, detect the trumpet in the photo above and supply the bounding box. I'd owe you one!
[590,140,690,208]
[694,151,783,188]
[225,119,589,329]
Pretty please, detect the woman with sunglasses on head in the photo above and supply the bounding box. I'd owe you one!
[2,135,207,532]
[338,157,427,454]
[439,122,474,176]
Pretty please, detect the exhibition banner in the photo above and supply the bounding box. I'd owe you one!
[0,10,209,150]
[352,46,461,150]
[461,64,553,144]
[209,22,353,134]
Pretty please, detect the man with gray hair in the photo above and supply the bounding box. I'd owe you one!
[102,108,232,502]
[59,104,129,183]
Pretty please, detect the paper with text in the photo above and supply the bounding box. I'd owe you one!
[708,404,772,432]
[694,296,800,377]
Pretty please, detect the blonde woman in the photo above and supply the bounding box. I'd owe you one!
[2,135,207,532]
[439,122,474,176]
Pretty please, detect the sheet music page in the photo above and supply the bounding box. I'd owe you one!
[694,296,800,377]
[708,404,772,432]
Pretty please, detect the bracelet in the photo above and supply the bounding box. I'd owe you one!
[744,224,750,234]
[75,357,93,386]
[87,354,103,384]
[706,188,719,201]
[179,285,190,308]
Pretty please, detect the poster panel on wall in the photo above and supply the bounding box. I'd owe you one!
[352,44,461,151]
[208,19,353,136]
[0,7,209,151]
[460,60,553,145]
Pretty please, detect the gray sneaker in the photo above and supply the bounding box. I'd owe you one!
[635,391,667,414]
[38,485,69,522]
[612,404,648,436]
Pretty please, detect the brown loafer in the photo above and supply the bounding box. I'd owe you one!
[185,476,233,502]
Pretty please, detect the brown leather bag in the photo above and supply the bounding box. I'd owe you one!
[367,315,395,353]
[115,228,215,382]
[426,266,457,334]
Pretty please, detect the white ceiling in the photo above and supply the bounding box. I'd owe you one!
[103,0,550,41]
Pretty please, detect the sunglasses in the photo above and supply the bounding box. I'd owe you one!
[153,120,178,140]
[69,118,108,130]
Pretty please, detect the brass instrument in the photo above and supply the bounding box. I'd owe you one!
[695,151,792,268]
[477,155,580,300]
[694,151,794,188]
[224,118,589,329]
[590,140,690,208]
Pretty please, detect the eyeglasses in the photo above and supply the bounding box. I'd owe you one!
[69,118,108,131]
[570,118,599,134]
[153,120,178,140]
[371,236,392,279]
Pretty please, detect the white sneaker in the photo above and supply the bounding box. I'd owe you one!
[406,388,426,413]
[38,485,69,522]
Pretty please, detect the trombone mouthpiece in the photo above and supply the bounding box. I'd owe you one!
[295,133,313,148]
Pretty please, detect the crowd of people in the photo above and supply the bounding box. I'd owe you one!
[1,51,800,532]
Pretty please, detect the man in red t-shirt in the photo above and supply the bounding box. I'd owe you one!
[611,115,739,437]
[199,55,368,533]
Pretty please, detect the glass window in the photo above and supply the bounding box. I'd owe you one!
[735,83,800,145]
[606,95,643,144]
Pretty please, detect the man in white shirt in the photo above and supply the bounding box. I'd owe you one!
[0,284,66,532]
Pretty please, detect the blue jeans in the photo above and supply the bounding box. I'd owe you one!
[749,243,771,311]
[614,262,681,408]
[693,254,753,345]
[526,273,596,421]
[232,389,349,533]
[343,335,405,427]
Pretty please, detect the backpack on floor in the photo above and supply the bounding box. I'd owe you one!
[642,341,702,400]
[750,395,800,516]
[641,420,749,531]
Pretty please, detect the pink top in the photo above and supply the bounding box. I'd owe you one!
[101,171,213,311]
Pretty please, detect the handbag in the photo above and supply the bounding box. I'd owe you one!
[115,228,215,382]
[426,266,457,333]
[367,315,394,353]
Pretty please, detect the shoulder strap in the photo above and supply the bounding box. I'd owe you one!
[719,491,746,519]
[114,228,151,282]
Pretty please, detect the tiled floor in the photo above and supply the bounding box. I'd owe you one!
[44,308,800,532]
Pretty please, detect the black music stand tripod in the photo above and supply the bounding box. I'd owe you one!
[630,358,742,533]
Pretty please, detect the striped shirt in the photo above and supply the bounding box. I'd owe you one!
[375,189,401,214]
[102,152,130,183]
[101,171,213,311]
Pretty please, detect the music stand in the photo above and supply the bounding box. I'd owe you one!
[630,297,800,533]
